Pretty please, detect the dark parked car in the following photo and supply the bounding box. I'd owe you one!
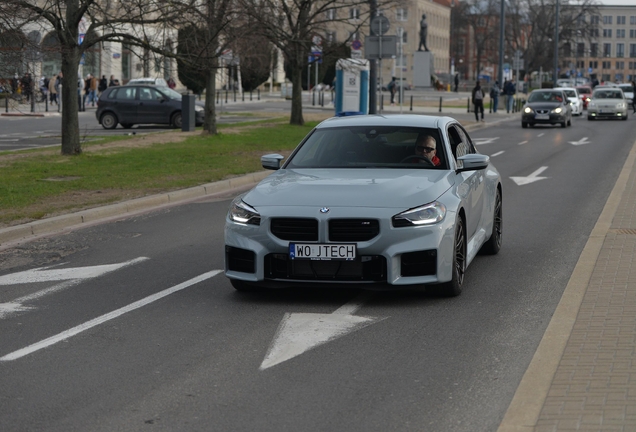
[96,85,204,129]
[521,89,572,128]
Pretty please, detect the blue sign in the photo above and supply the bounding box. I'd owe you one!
[78,33,85,45]
[351,40,362,50]
[588,67,593,73]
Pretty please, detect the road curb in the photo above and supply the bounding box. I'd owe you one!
[0,170,271,250]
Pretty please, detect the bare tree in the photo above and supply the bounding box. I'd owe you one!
[0,0,184,155]
[238,0,377,125]
[174,0,244,135]
[463,0,500,81]
[506,0,598,77]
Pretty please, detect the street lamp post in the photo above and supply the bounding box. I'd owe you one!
[498,0,505,87]
[553,0,560,84]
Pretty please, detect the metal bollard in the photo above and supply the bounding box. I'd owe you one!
[216,91,219,104]
[381,93,384,111]
[5,95,8,113]
[312,90,315,106]
[31,95,35,113]
[242,91,244,102]
[45,96,48,112]
[467,98,470,113]
[489,99,492,113]
[258,89,260,100]
[250,90,252,101]
[225,91,228,103]
[233,90,236,102]
[439,97,442,113]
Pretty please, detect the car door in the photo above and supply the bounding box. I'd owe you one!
[112,86,138,124]
[448,124,485,240]
[137,87,172,125]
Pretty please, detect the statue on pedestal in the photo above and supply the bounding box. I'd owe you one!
[418,14,429,52]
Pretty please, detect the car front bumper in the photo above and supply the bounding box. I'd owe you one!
[224,206,459,289]
[587,108,628,119]
[522,112,567,125]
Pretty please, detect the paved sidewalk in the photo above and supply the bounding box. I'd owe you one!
[499,140,636,431]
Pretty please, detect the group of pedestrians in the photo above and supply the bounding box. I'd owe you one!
[471,78,518,122]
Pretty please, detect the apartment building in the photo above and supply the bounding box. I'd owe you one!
[562,3,636,83]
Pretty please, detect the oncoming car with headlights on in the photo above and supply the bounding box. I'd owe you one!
[521,89,572,128]
[224,115,503,297]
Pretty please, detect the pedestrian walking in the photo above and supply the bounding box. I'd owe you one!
[504,79,516,113]
[108,75,119,87]
[48,74,58,105]
[454,73,459,92]
[472,80,485,122]
[89,75,98,106]
[98,75,108,96]
[388,77,397,105]
[490,80,500,113]
[167,77,176,89]
[21,72,33,102]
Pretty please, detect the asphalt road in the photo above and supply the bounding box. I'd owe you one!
[0,114,634,431]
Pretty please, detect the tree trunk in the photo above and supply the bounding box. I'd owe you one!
[289,61,304,126]
[60,48,82,155]
[202,59,218,135]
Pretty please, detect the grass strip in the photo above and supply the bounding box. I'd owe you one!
[0,120,318,226]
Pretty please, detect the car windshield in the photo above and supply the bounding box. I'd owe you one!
[528,91,563,103]
[577,87,591,94]
[285,126,448,169]
[563,90,576,98]
[593,90,623,99]
[156,87,182,100]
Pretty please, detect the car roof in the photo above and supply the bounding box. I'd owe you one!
[556,87,577,91]
[316,114,454,130]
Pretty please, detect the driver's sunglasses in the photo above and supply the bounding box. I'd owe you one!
[416,146,435,153]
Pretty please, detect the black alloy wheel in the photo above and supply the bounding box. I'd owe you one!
[480,188,502,255]
[431,216,466,297]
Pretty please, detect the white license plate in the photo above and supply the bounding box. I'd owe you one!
[600,110,612,114]
[535,114,549,120]
[290,243,356,260]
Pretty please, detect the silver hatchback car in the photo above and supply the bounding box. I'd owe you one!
[587,87,629,120]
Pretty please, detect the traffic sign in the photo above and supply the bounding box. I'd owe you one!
[352,40,362,50]
[370,16,390,36]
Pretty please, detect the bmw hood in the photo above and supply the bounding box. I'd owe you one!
[242,169,454,209]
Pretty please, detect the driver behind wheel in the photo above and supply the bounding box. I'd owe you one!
[415,135,441,166]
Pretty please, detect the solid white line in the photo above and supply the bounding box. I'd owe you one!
[0,270,223,361]
[537,133,545,137]
[518,141,528,145]
[490,151,505,157]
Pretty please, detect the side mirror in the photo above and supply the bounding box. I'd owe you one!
[456,154,489,172]
[261,154,285,170]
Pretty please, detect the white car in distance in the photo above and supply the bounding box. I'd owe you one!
[556,87,583,116]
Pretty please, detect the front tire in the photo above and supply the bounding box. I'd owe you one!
[561,121,567,128]
[101,112,118,129]
[588,116,594,121]
[430,216,466,297]
[522,122,528,128]
[480,188,502,255]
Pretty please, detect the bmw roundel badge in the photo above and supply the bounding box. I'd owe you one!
[320,207,330,213]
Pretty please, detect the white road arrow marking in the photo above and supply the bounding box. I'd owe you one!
[260,294,386,370]
[510,166,549,186]
[472,137,500,146]
[569,137,590,146]
[0,270,223,361]
[0,257,149,319]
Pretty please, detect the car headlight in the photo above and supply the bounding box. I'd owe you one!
[524,107,533,113]
[588,101,596,108]
[228,198,261,225]
[553,107,563,114]
[392,201,446,227]
[195,106,204,112]
[616,102,626,109]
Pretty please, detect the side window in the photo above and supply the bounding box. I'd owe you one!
[456,126,476,155]
[139,87,153,100]
[116,87,137,100]
[448,125,473,159]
